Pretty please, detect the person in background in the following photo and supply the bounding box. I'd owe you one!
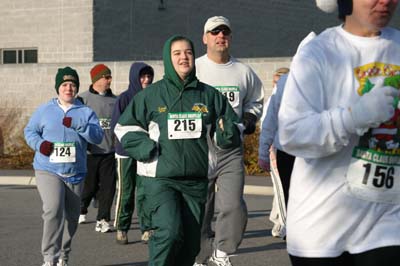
[24,66,103,266]
[194,16,264,266]
[114,35,241,266]
[259,31,316,240]
[258,67,291,239]
[111,62,154,245]
[280,1,400,265]
[78,64,117,234]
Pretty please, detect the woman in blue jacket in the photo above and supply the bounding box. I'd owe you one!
[24,66,103,266]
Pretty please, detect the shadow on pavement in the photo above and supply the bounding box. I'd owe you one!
[237,241,287,254]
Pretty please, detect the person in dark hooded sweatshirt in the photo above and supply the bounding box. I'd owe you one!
[111,62,154,245]
[114,35,241,266]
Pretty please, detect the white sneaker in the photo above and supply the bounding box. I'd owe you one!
[78,214,87,224]
[42,262,55,266]
[141,230,150,243]
[95,219,112,233]
[57,259,68,266]
[271,223,286,238]
[209,250,233,266]
[193,262,207,266]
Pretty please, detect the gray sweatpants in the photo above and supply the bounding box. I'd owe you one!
[35,170,83,264]
[196,146,248,263]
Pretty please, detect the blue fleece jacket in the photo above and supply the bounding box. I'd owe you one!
[24,98,104,182]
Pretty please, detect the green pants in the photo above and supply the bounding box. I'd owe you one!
[137,176,207,266]
[114,157,137,231]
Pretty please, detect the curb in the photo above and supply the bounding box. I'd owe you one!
[0,175,273,196]
[0,176,36,185]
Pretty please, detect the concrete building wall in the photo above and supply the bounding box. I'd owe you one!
[0,57,290,154]
[93,0,400,61]
[0,0,93,63]
[2,0,400,156]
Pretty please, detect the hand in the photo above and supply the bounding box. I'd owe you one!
[216,116,241,149]
[347,80,398,133]
[63,117,72,128]
[218,117,225,131]
[40,141,54,156]
[243,112,257,134]
[258,159,270,172]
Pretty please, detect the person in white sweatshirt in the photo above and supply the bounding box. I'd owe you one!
[194,16,264,266]
[279,0,400,265]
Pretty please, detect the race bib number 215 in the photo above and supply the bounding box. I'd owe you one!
[167,112,202,139]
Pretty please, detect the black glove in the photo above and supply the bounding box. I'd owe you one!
[40,141,54,156]
[243,112,257,134]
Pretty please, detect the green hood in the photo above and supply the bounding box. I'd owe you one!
[162,35,197,90]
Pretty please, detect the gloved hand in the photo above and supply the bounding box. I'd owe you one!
[344,80,399,135]
[243,112,257,134]
[40,141,54,156]
[216,116,241,149]
[66,117,87,132]
[63,117,72,128]
[258,159,271,172]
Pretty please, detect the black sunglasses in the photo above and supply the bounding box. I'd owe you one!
[209,28,231,36]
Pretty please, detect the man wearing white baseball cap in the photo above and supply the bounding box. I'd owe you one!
[194,15,264,266]
[280,1,400,265]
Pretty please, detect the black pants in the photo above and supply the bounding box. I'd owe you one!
[80,153,116,221]
[290,246,400,266]
[276,149,295,207]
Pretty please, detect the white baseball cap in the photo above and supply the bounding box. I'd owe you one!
[204,16,231,34]
[316,0,337,13]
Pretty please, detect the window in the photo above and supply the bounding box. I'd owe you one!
[1,48,38,64]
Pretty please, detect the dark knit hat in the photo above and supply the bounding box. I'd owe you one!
[55,66,80,94]
[338,0,352,20]
[90,64,111,84]
[316,0,352,20]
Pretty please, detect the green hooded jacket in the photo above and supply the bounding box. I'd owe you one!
[114,35,240,179]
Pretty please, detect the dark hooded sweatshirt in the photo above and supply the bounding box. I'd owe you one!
[114,35,240,179]
[111,62,154,156]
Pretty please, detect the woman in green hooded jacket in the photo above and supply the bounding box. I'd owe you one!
[114,35,240,266]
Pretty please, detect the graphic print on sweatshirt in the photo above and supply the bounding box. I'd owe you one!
[347,62,400,204]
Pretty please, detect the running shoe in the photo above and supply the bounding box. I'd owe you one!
[95,219,112,233]
[209,250,233,266]
[116,230,128,245]
[78,214,87,224]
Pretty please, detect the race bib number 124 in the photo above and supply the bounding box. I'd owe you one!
[49,142,76,163]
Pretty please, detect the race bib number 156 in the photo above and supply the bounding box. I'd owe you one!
[346,147,400,204]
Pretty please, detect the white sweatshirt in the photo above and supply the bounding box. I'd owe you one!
[196,55,264,120]
[279,26,400,257]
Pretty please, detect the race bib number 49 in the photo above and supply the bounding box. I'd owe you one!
[215,86,240,107]
[346,147,400,204]
[167,112,202,139]
[49,142,76,163]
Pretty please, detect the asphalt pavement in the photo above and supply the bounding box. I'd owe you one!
[0,170,291,266]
